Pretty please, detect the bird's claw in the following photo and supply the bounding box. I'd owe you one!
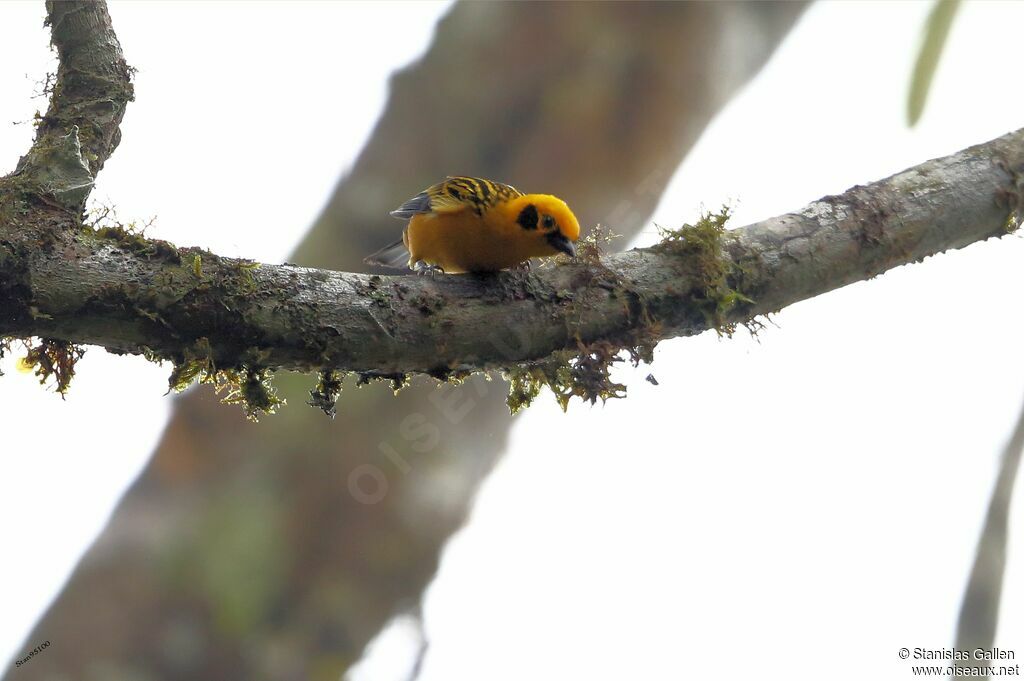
[412,261,444,276]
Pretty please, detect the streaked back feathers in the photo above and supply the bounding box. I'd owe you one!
[389,176,523,219]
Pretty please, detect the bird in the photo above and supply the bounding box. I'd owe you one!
[364,176,580,273]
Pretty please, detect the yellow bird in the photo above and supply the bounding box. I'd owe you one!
[364,176,581,273]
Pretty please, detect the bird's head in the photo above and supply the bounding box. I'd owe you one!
[505,193,581,258]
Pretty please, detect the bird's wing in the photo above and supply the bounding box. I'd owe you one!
[389,191,434,220]
[390,177,522,219]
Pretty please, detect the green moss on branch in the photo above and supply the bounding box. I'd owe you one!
[501,208,749,414]
[653,206,754,337]
[18,338,85,396]
[165,338,284,421]
[308,369,345,418]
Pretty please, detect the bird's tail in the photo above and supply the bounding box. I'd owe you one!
[363,239,411,269]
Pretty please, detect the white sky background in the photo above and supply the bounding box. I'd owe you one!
[2,1,1024,679]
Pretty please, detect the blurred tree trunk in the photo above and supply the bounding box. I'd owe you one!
[11,3,807,680]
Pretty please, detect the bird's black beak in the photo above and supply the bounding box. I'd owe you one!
[547,232,577,257]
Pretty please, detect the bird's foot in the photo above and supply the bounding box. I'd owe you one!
[412,261,445,276]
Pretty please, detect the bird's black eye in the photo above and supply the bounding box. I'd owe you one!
[541,214,556,230]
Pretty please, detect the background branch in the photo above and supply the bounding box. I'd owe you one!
[954,394,1024,673]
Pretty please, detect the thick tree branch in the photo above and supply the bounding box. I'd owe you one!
[2,130,1022,380]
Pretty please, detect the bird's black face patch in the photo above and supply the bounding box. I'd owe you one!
[516,203,539,230]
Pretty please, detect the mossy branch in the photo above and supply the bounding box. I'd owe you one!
[1,3,1023,416]
[2,127,1023,416]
